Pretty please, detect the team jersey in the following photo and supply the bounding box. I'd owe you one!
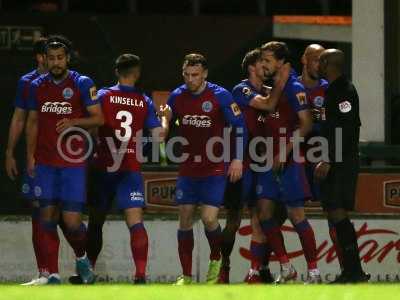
[14,69,42,109]
[167,81,246,177]
[92,84,161,172]
[232,79,266,169]
[300,77,329,135]
[27,70,99,167]
[261,69,309,157]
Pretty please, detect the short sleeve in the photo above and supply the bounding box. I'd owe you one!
[14,77,30,109]
[78,76,100,107]
[214,88,244,127]
[232,84,258,108]
[144,96,161,129]
[26,82,38,111]
[286,81,308,113]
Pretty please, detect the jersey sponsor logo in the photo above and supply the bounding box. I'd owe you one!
[269,111,280,119]
[339,100,352,113]
[257,114,266,123]
[313,96,325,108]
[296,92,307,105]
[202,101,213,113]
[230,102,241,116]
[62,87,74,100]
[242,86,252,96]
[182,115,212,128]
[41,101,73,114]
[109,96,144,107]
[384,180,400,208]
[90,86,97,101]
[130,191,144,202]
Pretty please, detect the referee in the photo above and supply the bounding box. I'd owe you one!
[314,49,369,283]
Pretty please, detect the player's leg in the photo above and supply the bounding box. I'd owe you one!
[174,176,197,284]
[24,164,61,285]
[200,175,227,284]
[256,170,295,282]
[21,171,49,284]
[219,171,251,283]
[321,165,369,283]
[59,166,94,284]
[281,162,320,283]
[118,171,148,284]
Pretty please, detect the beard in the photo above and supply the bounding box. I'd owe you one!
[50,67,67,80]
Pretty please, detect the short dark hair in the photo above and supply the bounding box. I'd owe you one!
[33,37,48,55]
[261,41,290,62]
[45,34,72,54]
[182,53,208,69]
[242,48,262,75]
[115,54,141,76]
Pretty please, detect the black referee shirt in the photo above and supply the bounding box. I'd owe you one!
[321,75,361,164]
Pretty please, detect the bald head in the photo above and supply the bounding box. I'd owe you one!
[303,44,325,57]
[301,44,325,81]
[318,49,345,80]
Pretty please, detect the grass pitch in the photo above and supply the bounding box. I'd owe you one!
[0,284,399,300]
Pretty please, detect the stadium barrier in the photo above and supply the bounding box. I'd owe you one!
[0,218,399,283]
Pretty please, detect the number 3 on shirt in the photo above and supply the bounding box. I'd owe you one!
[115,110,133,142]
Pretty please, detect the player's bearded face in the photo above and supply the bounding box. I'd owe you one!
[182,64,207,93]
[261,51,280,78]
[47,48,69,80]
[254,60,267,81]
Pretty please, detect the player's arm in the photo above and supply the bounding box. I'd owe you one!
[5,108,27,180]
[218,89,248,183]
[248,63,291,111]
[56,77,104,133]
[144,96,165,143]
[5,78,30,180]
[159,92,177,139]
[26,111,38,178]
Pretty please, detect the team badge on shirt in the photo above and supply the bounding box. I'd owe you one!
[339,100,352,113]
[202,101,213,113]
[313,96,324,108]
[242,87,252,96]
[296,92,307,105]
[90,86,97,101]
[230,102,241,116]
[62,87,74,100]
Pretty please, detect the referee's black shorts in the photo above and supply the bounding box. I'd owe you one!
[320,161,359,212]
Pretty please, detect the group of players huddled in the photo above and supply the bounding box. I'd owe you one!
[5,34,369,285]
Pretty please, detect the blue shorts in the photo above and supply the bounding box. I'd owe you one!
[256,162,311,207]
[33,164,86,212]
[89,171,145,211]
[175,175,226,207]
[21,171,35,201]
[305,162,320,201]
[223,170,257,209]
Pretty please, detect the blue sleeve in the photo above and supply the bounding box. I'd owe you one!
[14,77,29,109]
[215,88,248,161]
[26,82,38,111]
[96,88,108,105]
[232,84,258,108]
[286,81,309,113]
[166,90,179,117]
[77,76,100,107]
[144,96,161,129]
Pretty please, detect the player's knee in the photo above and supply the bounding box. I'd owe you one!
[201,215,218,230]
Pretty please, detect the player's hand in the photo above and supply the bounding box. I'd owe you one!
[27,156,36,178]
[5,152,18,180]
[159,104,171,118]
[275,63,291,87]
[56,118,75,133]
[314,162,331,182]
[228,159,243,183]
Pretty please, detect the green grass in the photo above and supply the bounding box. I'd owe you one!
[0,284,399,300]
